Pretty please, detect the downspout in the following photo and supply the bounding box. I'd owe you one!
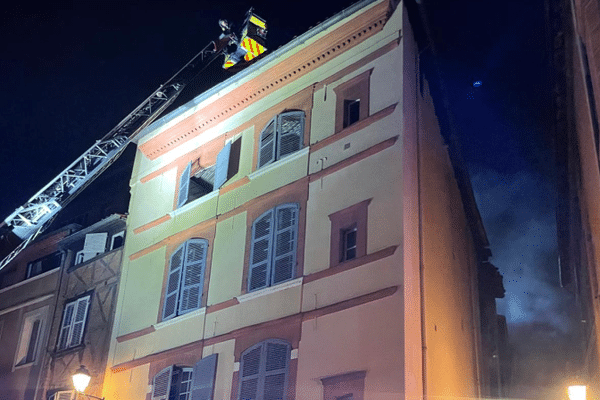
[416,65,427,400]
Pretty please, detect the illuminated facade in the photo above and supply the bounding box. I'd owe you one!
[554,0,600,397]
[104,1,501,399]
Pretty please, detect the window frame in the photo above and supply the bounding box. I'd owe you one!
[333,69,372,133]
[110,231,125,250]
[56,293,92,352]
[257,111,305,169]
[14,306,48,367]
[328,199,371,268]
[162,238,208,321]
[238,339,291,400]
[248,203,299,292]
[26,251,63,279]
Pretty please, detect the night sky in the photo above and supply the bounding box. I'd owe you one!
[0,0,573,397]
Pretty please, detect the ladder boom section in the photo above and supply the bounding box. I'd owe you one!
[3,41,221,243]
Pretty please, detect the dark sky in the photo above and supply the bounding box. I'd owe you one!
[0,0,575,397]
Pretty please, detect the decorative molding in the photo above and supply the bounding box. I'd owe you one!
[235,278,303,303]
[310,136,398,182]
[133,214,172,235]
[248,147,310,181]
[304,245,397,284]
[311,103,398,152]
[153,307,206,330]
[0,268,59,294]
[110,285,397,373]
[0,294,54,316]
[116,326,156,343]
[139,0,389,160]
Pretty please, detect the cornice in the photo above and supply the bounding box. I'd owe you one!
[139,0,390,161]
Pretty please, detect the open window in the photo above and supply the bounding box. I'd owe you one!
[177,137,241,208]
[26,251,62,279]
[110,231,125,250]
[151,355,217,400]
[56,294,91,351]
[48,391,75,400]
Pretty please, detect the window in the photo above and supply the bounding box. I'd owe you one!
[239,339,290,400]
[15,306,47,366]
[56,294,91,351]
[257,111,304,169]
[321,371,366,400]
[110,231,125,250]
[152,355,217,400]
[75,232,108,264]
[26,251,62,279]
[163,239,208,321]
[328,200,370,267]
[334,69,371,133]
[248,203,299,292]
[48,391,75,400]
[341,225,357,262]
[177,137,241,209]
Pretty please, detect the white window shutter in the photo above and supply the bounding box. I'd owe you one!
[258,119,276,168]
[276,111,304,160]
[69,296,90,347]
[163,246,184,320]
[214,142,232,190]
[82,232,108,260]
[239,345,262,400]
[248,209,274,291]
[263,341,290,400]
[272,204,298,285]
[54,391,75,400]
[152,366,174,400]
[179,239,207,315]
[57,302,74,350]
[191,354,218,400]
[177,162,192,208]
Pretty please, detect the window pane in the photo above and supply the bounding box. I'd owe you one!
[344,99,360,128]
[25,319,40,363]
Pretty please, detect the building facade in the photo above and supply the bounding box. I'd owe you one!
[102,1,502,399]
[553,0,600,397]
[0,226,73,400]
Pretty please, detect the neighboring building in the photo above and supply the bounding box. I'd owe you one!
[553,0,600,397]
[0,144,131,399]
[0,225,74,400]
[39,214,126,400]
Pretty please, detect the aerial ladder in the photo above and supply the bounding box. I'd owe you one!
[0,10,267,271]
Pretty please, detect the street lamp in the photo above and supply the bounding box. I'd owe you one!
[72,365,104,400]
[567,385,587,400]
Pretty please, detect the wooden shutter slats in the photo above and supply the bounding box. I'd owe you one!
[163,247,184,320]
[177,162,192,208]
[258,119,276,168]
[191,354,218,400]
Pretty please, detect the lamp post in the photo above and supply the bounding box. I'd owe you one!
[72,365,105,400]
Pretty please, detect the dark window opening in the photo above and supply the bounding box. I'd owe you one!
[188,165,216,204]
[341,226,358,262]
[343,99,361,128]
[25,319,40,363]
[26,252,62,279]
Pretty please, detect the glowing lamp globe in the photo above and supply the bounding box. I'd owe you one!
[568,385,587,400]
[72,365,91,393]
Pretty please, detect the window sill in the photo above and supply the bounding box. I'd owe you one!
[236,277,303,303]
[249,147,309,181]
[52,343,85,358]
[153,307,206,330]
[169,191,219,218]
[0,268,60,294]
[13,360,37,370]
